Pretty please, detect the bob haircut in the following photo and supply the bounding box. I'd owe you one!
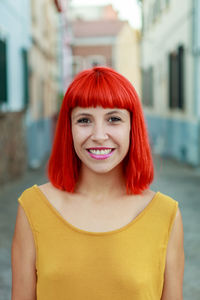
[47,66,154,195]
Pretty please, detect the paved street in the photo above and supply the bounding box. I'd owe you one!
[0,154,199,299]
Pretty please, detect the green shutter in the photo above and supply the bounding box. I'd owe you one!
[0,39,8,103]
[178,45,184,109]
[22,48,29,107]
[169,51,179,108]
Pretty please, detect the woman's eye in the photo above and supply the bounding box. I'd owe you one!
[108,117,121,123]
[76,117,121,124]
[77,118,90,124]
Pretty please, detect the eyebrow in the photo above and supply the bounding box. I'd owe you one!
[74,110,126,119]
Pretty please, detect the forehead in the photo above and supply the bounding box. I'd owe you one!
[71,106,130,116]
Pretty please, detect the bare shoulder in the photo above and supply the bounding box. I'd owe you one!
[38,182,60,198]
[161,207,184,299]
[38,181,53,192]
[121,189,157,214]
[145,189,157,198]
[37,182,73,206]
[139,188,157,205]
[11,204,37,299]
[38,182,65,194]
[12,204,36,261]
[167,206,184,254]
[141,188,156,197]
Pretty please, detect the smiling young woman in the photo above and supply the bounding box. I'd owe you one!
[11,66,184,300]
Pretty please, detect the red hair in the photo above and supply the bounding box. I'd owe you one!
[47,66,154,194]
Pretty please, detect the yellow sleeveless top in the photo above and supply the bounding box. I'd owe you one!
[18,184,178,300]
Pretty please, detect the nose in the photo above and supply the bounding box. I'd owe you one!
[91,122,109,142]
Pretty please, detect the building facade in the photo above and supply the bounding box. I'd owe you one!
[69,3,141,96]
[71,18,125,74]
[141,0,200,166]
[27,0,60,168]
[0,0,31,184]
[115,24,141,96]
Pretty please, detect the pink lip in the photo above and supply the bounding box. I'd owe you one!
[87,149,115,160]
[87,147,114,150]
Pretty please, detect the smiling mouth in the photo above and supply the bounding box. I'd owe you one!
[86,148,115,155]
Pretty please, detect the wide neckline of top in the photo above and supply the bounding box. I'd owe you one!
[33,184,160,237]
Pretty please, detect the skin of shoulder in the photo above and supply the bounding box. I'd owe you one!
[11,204,37,300]
[161,207,184,300]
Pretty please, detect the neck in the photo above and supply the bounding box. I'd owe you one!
[74,163,127,200]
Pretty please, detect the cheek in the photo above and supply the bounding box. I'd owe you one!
[113,126,130,146]
[72,127,90,146]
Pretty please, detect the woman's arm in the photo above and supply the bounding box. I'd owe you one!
[11,204,37,300]
[161,207,185,300]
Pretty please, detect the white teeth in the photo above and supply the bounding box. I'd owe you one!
[88,149,113,155]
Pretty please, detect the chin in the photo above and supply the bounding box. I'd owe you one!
[87,163,120,174]
[93,168,113,174]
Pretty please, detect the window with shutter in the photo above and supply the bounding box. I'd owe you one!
[169,51,179,108]
[178,45,184,109]
[0,39,8,104]
[21,48,29,107]
[169,45,184,110]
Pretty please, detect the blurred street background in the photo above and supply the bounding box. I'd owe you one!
[0,0,200,299]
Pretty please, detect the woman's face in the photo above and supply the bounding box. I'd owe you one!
[71,106,131,174]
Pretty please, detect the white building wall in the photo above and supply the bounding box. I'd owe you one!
[142,0,193,119]
[141,0,200,166]
[0,0,31,111]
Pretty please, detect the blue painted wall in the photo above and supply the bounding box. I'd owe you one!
[26,118,54,169]
[146,115,200,167]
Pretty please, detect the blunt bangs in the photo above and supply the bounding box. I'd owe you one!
[66,67,136,111]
